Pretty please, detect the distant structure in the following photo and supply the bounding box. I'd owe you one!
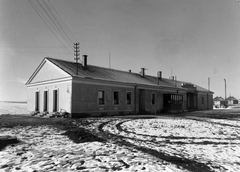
[225,96,239,105]
[25,57,214,118]
[213,96,225,108]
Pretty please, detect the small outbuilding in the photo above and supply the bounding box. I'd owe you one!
[213,96,225,108]
[226,96,239,105]
[26,57,214,117]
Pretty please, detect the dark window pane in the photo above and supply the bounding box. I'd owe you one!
[127,92,131,105]
[114,91,119,105]
[98,90,105,105]
[152,94,155,105]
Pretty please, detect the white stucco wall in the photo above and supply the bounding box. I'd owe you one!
[27,80,72,113]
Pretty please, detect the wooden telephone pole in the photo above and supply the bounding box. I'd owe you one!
[224,79,227,103]
[74,43,80,75]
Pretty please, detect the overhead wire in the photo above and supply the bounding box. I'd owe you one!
[38,0,75,46]
[0,50,70,54]
[41,0,75,44]
[34,0,74,49]
[28,0,79,56]
[45,0,78,43]
[28,0,73,55]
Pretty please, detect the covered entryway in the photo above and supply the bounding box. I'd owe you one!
[163,94,183,112]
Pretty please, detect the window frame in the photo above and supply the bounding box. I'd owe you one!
[43,90,49,112]
[53,89,59,112]
[168,94,183,105]
[35,91,40,111]
[98,90,105,105]
[113,90,120,105]
[126,91,132,105]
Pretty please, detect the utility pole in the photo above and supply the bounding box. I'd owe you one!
[109,52,111,69]
[208,77,210,91]
[74,43,80,75]
[224,79,227,104]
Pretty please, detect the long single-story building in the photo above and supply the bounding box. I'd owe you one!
[26,57,214,117]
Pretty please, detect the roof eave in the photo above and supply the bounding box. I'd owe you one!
[25,57,48,85]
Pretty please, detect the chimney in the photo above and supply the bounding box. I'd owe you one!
[157,71,162,85]
[140,68,146,77]
[82,55,88,68]
[157,71,162,80]
[128,70,132,73]
[169,76,174,80]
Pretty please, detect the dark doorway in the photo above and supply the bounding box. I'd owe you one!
[53,90,58,112]
[43,90,48,112]
[163,94,183,112]
[139,89,145,113]
[187,93,197,110]
[35,92,39,111]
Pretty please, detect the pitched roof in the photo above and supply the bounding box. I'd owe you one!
[45,57,212,93]
[213,96,225,101]
[226,96,238,101]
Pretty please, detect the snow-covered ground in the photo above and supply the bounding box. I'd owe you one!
[0,125,187,172]
[1,102,240,171]
[0,102,28,115]
[100,117,240,171]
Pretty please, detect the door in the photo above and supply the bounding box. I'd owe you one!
[187,93,197,110]
[35,92,39,111]
[43,90,48,112]
[53,90,58,112]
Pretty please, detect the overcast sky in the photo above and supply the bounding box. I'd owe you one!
[0,0,240,101]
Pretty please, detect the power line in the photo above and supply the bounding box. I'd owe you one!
[34,0,74,49]
[210,73,240,78]
[28,0,79,56]
[37,0,74,46]
[39,0,78,48]
[28,0,72,55]
[46,0,78,43]
[0,50,71,54]
[0,45,66,48]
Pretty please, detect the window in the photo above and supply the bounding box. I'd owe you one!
[168,94,183,105]
[151,94,155,105]
[98,90,105,105]
[43,90,48,112]
[113,91,119,105]
[53,90,58,112]
[202,97,204,104]
[35,91,39,111]
[179,95,183,104]
[126,92,132,105]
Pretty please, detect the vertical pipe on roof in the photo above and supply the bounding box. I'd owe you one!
[141,68,145,77]
[175,76,177,87]
[82,55,88,68]
[157,71,162,85]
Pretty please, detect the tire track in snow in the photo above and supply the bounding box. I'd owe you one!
[186,117,240,129]
[97,119,214,172]
[115,120,240,144]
